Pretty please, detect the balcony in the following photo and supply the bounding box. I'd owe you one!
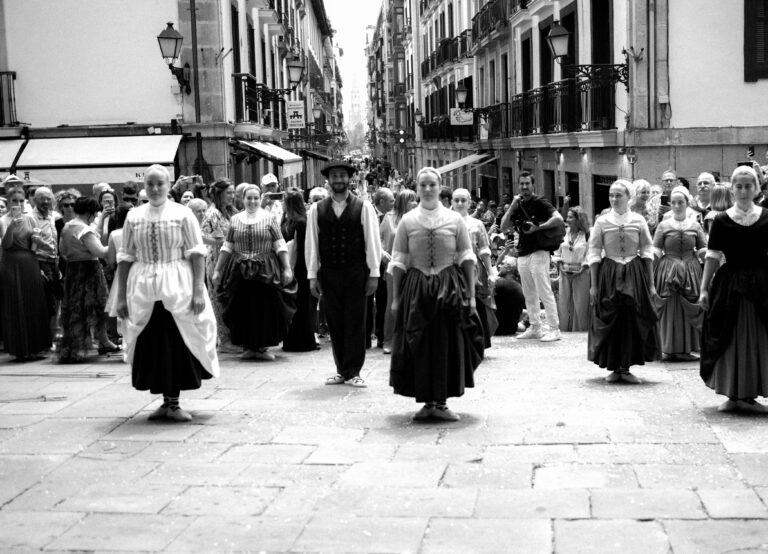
[509,77,617,137]
[0,72,17,127]
[420,30,473,79]
[233,73,286,129]
[422,115,477,142]
[511,0,528,15]
[472,0,510,43]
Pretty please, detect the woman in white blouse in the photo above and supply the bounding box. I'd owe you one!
[587,180,661,383]
[553,206,591,332]
[699,165,768,412]
[389,168,484,422]
[116,165,219,422]
[212,185,295,361]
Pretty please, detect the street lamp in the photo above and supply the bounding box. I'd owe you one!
[455,83,468,107]
[312,107,323,121]
[545,21,641,90]
[286,54,306,89]
[157,22,191,94]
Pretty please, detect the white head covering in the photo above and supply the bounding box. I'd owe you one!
[670,185,692,204]
[612,179,636,200]
[731,165,760,187]
[261,173,279,186]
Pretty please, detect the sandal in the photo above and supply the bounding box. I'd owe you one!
[345,376,367,388]
[325,374,345,385]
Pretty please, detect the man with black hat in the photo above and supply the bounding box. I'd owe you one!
[305,160,382,387]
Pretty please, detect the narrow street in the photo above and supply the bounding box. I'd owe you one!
[2,334,768,553]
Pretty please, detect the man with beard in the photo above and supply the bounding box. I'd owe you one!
[500,171,563,342]
[305,160,382,387]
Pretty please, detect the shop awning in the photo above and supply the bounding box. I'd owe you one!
[0,139,25,172]
[436,152,495,175]
[235,140,303,178]
[13,135,183,185]
[299,149,331,162]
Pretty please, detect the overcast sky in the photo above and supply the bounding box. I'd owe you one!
[324,0,382,123]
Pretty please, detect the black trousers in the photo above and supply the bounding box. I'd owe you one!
[320,265,369,379]
[366,274,387,346]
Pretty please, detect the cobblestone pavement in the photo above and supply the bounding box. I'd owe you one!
[1,333,768,553]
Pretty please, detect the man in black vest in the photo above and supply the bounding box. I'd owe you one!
[305,160,382,387]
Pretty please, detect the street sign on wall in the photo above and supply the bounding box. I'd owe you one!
[286,101,305,129]
[450,108,473,126]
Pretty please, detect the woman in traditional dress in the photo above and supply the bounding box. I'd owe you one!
[212,184,296,360]
[202,178,237,351]
[116,165,219,422]
[451,187,498,348]
[588,179,661,383]
[389,168,484,421]
[380,188,417,354]
[699,165,768,412]
[281,187,317,352]
[652,186,707,362]
[554,206,591,332]
[58,197,120,362]
[0,186,52,360]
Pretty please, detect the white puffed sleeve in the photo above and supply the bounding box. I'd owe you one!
[387,217,409,274]
[637,216,655,260]
[117,211,136,263]
[586,219,604,266]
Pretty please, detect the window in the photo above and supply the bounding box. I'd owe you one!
[745,0,768,81]
[489,60,496,104]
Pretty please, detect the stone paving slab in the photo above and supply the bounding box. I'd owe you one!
[2,333,768,552]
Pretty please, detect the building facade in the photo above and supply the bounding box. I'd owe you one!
[366,0,768,220]
[0,0,345,192]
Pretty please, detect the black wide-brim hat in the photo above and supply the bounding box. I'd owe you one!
[321,160,356,178]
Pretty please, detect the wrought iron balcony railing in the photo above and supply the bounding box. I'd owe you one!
[420,30,473,79]
[472,0,510,43]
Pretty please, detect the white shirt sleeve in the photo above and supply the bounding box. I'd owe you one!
[362,201,383,278]
[305,203,320,279]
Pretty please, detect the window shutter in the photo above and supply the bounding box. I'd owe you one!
[745,0,768,81]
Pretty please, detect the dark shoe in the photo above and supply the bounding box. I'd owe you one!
[98,343,121,355]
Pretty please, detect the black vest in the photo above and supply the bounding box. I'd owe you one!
[317,195,366,269]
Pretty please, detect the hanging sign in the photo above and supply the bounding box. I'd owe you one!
[286,101,305,129]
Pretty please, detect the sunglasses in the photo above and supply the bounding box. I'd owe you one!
[60,202,75,208]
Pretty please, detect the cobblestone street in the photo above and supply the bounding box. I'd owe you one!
[2,333,768,553]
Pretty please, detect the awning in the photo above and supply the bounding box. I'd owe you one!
[436,152,494,175]
[13,135,183,185]
[0,139,25,172]
[235,140,303,179]
[299,149,331,162]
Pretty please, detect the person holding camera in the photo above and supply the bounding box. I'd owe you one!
[500,171,564,342]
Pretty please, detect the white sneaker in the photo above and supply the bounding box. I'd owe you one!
[539,329,562,342]
[516,327,543,340]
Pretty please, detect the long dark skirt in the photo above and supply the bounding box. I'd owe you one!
[283,275,319,352]
[588,257,661,371]
[218,253,297,351]
[654,254,703,355]
[701,265,768,399]
[390,266,484,402]
[58,260,109,361]
[133,301,213,394]
[476,283,498,348]
[0,248,51,358]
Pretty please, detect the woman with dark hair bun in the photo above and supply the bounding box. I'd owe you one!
[58,196,119,362]
[281,187,317,351]
[0,186,52,360]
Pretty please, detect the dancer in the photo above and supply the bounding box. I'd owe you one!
[588,179,661,382]
[700,165,768,412]
[213,184,296,360]
[389,168,484,421]
[653,186,706,361]
[116,165,219,422]
[452,187,498,347]
[305,160,382,388]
